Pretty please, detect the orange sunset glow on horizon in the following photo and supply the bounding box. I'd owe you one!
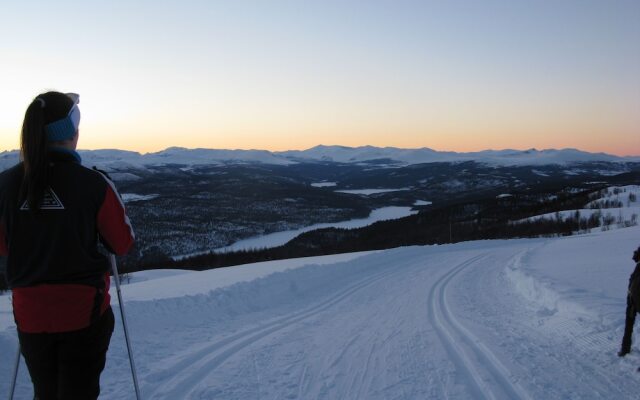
[0,1,638,157]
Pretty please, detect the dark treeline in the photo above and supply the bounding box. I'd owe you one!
[140,184,612,273]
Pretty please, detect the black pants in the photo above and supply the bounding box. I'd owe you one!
[18,307,115,400]
[621,295,636,353]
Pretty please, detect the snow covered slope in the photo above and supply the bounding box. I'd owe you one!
[2,227,640,399]
[517,185,640,230]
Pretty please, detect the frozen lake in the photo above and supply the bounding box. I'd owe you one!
[213,206,418,254]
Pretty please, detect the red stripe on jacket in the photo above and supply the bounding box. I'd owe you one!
[13,273,111,333]
[97,184,135,255]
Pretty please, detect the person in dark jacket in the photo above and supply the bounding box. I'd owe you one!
[618,246,640,357]
[0,91,135,399]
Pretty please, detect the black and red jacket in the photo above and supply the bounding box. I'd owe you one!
[0,149,134,333]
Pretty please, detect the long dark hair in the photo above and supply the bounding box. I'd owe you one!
[20,92,74,211]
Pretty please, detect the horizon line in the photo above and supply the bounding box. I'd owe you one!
[1,144,639,158]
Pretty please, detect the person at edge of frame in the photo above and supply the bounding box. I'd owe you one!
[0,91,135,399]
[618,246,640,358]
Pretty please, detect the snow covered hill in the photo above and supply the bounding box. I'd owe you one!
[516,185,640,230]
[3,226,640,399]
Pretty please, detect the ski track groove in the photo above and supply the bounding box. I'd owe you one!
[356,341,376,400]
[428,253,532,400]
[144,264,405,399]
[296,363,308,400]
[330,333,360,368]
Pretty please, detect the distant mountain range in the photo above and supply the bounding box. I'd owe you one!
[1,145,639,172]
[279,145,640,166]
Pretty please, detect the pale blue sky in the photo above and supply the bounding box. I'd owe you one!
[1,0,638,154]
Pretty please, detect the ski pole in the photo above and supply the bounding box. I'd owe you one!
[8,340,20,400]
[110,254,142,400]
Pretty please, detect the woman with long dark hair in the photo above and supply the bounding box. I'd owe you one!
[0,91,135,399]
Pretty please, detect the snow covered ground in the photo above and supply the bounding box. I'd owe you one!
[335,188,411,195]
[311,182,337,188]
[121,193,160,203]
[517,185,640,230]
[2,226,640,399]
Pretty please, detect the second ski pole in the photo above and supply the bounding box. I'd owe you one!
[8,339,20,400]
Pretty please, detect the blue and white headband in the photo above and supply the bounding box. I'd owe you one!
[42,93,81,142]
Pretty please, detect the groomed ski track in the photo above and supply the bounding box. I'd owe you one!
[144,262,401,399]
[3,228,640,399]
[427,253,531,400]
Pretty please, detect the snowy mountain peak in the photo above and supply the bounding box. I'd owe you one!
[0,146,638,173]
[280,146,639,166]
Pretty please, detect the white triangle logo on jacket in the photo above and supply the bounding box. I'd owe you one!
[20,188,65,210]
